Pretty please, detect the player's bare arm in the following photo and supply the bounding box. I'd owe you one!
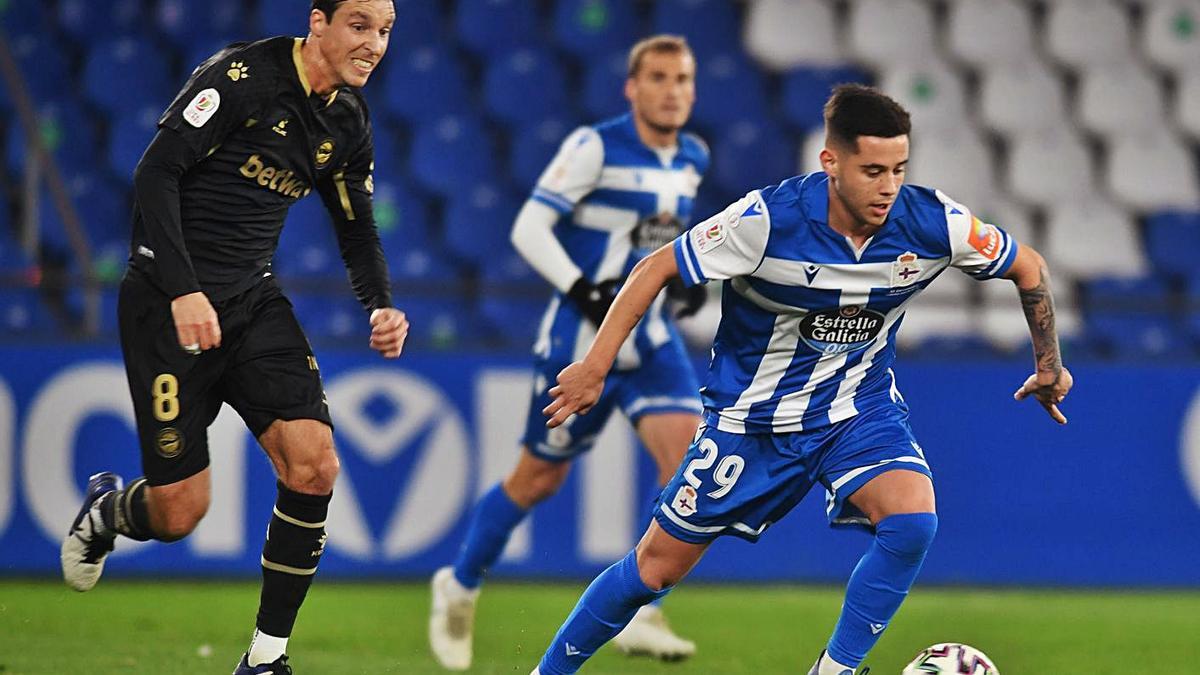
[543,244,681,428]
[1004,243,1073,424]
[368,307,408,358]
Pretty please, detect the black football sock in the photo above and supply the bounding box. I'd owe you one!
[256,480,331,638]
[99,477,155,541]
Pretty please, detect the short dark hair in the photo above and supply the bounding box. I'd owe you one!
[627,34,693,78]
[311,0,348,20]
[823,84,911,152]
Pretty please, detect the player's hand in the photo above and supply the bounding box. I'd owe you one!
[543,360,606,428]
[567,277,621,326]
[170,291,221,355]
[369,307,408,358]
[1013,366,1073,425]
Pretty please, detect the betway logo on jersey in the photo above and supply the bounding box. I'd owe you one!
[239,155,311,199]
[798,305,886,354]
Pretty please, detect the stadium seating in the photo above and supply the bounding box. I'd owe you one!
[0,0,1196,355]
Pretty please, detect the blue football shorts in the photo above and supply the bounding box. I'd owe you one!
[521,338,702,461]
[652,402,932,543]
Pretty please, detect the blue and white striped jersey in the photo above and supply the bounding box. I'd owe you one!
[530,113,709,369]
[673,172,1019,434]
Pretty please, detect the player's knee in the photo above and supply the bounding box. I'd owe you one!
[283,452,339,495]
[154,503,208,542]
[876,512,938,564]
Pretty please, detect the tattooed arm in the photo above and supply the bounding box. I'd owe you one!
[1003,244,1073,424]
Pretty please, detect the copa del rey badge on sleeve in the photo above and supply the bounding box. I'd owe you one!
[890,251,922,287]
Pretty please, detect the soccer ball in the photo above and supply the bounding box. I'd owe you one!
[901,643,999,674]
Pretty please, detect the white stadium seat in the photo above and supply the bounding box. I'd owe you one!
[1045,0,1134,69]
[1076,61,1167,136]
[1043,197,1147,281]
[743,0,844,71]
[907,125,994,209]
[1006,126,1095,208]
[895,303,980,350]
[972,195,1038,250]
[978,60,1070,136]
[879,60,969,132]
[979,277,1083,351]
[1176,70,1200,140]
[847,0,938,67]
[1104,128,1200,212]
[946,0,1037,68]
[1141,0,1200,72]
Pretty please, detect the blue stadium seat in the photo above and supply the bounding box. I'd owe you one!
[409,114,497,198]
[57,0,143,43]
[455,0,539,57]
[651,0,741,59]
[108,106,161,182]
[553,0,639,59]
[0,218,36,276]
[0,1,49,34]
[781,66,873,131]
[480,250,540,285]
[179,36,242,81]
[690,51,770,131]
[582,51,632,120]
[387,243,462,284]
[37,172,130,259]
[5,97,100,175]
[387,0,446,45]
[0,288,55,336]
[443,182,522,265]
[7,33,74,104]
[509,115,581,190]
[289,292,370,341]
[156,0,247,48]
[255,0,310,38]
[479,294,552,347]
[1083,276,1171,314]
[372,177,435,254]
[382,44,470,124]
[711,119,798,197]
[273,197,339,279]
[1083,276,1189,359]
[483,48,570,127]
[1144,210,1200,279]
[390,294,477,349]
[83,37,174,117]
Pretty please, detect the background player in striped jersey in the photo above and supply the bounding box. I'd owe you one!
[429,35,709,670]
[533,84,1073,675]
[58,2,405,673]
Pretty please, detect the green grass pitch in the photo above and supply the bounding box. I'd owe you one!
[1,579,1197,673]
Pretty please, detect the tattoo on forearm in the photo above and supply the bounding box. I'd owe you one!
[1018,264,1061,374]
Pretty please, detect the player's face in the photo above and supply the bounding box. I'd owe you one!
[625,50,696,134]
[312,0,395,88]
[823,135,909,227]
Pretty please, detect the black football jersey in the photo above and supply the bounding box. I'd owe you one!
[129,36,390,309]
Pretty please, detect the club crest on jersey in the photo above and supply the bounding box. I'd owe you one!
[315,138,335,168]
[967,216,1002,260]
[890,251,922,287]
[798,305,886,355]
[671,485,698,517]
[182,88,220,128]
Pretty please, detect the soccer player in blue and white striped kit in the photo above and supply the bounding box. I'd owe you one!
[429,35,711,670]
[535,85,1074,674]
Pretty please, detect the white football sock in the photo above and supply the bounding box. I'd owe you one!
[247,629,288,666]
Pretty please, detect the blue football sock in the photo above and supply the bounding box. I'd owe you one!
[452,483,527,589]
[538,550,671,674]
[826,512,938,667]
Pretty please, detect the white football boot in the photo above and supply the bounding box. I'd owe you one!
[61,472,123,592]
[612,604,696,661]
[429,566,480,670]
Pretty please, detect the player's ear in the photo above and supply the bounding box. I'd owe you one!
[309,9,328,37]
[819,146,837,177]
[623,76,636,105]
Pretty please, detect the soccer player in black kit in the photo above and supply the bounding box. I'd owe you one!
[59,2,403,672]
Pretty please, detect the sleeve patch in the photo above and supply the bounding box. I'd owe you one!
[967,216,1002,260]
[692,219,727,253]
[183,88,221,128]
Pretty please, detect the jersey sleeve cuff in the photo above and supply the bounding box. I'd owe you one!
[978,232,1019,279]
[673,234,707,287]
[531,188,575,215]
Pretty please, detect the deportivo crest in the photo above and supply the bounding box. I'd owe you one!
[182,88,220,128]
[890,251,922,287]
[671,485,698,517]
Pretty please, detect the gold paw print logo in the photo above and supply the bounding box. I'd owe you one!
[272,118,289,137]
[226,61,249,82]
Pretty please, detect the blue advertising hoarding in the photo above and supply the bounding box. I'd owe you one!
[1,345,1198,586]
